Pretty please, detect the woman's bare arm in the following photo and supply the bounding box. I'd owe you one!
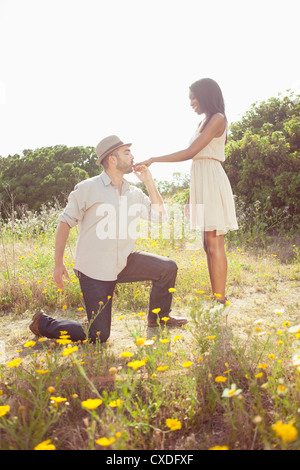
[137,113,226,166]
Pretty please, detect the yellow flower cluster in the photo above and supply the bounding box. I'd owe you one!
[272,421,298,442]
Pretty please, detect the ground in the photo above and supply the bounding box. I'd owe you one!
[1,274,299,364]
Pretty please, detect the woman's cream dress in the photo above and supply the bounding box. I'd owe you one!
[189,127,238,236]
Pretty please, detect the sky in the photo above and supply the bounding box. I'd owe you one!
[0,0,299,182]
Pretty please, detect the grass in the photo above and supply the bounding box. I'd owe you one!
[0,211,300,450]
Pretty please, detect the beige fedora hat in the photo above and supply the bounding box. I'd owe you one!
[95,135,132,165]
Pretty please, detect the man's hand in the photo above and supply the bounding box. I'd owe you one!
[53,221,71,290]
[133,164,153,183]
[53,263,70,290]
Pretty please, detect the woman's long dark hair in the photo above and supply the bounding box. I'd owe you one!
[190,78,227,131]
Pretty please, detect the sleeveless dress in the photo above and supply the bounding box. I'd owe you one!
[189,126,238,236]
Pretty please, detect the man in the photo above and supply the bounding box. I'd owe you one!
[30,135,188,343]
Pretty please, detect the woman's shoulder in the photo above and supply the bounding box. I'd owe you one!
[211,113,226,125]
[198,113,227,135]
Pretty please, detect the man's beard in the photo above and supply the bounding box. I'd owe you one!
[116,157,133,174]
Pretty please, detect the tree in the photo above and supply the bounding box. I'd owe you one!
[224,91,300,230]
[0,145,98,214]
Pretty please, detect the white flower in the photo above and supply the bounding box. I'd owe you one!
[222,384,242,398]
[292,350,300,367]
[273,308,284,315]
[288,324,300,334]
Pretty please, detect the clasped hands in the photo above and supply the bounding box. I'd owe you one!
[133,158,154,183]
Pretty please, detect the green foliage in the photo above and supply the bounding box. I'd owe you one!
[0,145,99,214]
[156,172,190,196]
[224,92,300,233]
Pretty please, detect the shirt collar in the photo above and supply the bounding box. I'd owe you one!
[101,171,131,192]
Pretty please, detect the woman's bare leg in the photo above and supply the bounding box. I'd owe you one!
[203,230,227,301]
[202,232,214,295]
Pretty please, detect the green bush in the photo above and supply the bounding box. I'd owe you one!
[224,92,300,234]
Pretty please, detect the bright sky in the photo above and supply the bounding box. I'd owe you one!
[0,0,299,182]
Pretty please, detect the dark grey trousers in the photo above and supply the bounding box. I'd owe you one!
[39,251,178,343]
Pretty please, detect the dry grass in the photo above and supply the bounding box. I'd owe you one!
[0,229,299,450]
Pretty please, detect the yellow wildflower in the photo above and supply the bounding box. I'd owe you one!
[120,351,133,358]
[96,437,116,447]
[108,399,124,407]
[62,346,78,356]
[135,336,146,346]
[34,439,56,450]
[152,308,161,314]
[181,361,193,368]
[81,398,103,410]
[272,421,298,442]
[56,338,72,345]
[166,418,182,431]
[6,358,23,368]
[157,366,169,371]
[209,446,229,450]
[50,396,67,407]
[173,335,182,342]
[24,341,36,348]
[127,360,146,370]
[0,405,10,418]
[215,376,227,383]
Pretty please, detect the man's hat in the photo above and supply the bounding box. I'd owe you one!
[95,135,132,165]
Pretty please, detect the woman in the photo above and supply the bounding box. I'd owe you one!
[136,78,238,303]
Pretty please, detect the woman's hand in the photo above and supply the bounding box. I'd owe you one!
[134,157,153,168]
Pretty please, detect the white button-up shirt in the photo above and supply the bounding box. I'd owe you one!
[58,171,164,281]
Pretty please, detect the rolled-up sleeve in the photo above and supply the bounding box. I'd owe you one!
[58,185,86,228]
